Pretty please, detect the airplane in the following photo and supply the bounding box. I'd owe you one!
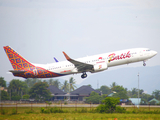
[3,46,157,79]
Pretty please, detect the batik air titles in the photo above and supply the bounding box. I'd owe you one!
[3,46,157,79]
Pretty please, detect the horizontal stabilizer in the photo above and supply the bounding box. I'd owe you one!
[9,70,27,74]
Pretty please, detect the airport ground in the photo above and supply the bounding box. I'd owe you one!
[0,103,160,120]
[1,113,160,120]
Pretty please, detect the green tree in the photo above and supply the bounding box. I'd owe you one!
[140,93,154,104]
[96,97,120,113]
[127,90,132,98]
[127,88,145,98]
[87,84,92,88]
[110,82,117,90]
[61,80,69,92]
[8,79,28,98]
[1,90,9,100]
[85,91,102,104]
[131,88,138,97]
[24,78,41,89]
[11,92,21,101]
[99,85,111,94]
[112,85,128,99]
[0,77,6,87]
[47,79,61,89]
[53,79,61,89]
[48,79,54,86]
[69,77,76,92]
[152,90,160,100]
[22,94,30,99]
[29,82,51,101]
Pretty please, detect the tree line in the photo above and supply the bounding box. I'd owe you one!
[0,76,160,104]
[0,77,76,101]
[95,82,160,104]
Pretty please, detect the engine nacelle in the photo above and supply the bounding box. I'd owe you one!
[91,62,108,73]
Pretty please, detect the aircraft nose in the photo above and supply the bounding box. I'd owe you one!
[152,51,157,56]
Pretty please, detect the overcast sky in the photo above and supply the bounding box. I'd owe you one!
[0,0,160,85]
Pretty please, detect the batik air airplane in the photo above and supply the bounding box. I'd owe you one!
[4,46,157,79]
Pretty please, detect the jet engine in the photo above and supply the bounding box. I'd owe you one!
[91,62,108,73]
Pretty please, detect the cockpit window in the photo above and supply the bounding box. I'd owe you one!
[146,49,151,51]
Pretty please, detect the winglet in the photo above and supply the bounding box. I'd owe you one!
[63,51,71,61]
[54,57,59,62]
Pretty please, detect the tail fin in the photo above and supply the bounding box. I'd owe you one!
[3,46,35,70]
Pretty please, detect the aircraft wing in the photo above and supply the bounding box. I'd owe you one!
[63,51,93,72]
[9,70,27,74]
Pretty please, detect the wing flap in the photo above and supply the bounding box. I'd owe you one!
[62,51,93,72]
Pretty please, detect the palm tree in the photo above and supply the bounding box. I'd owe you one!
[61,80,69,92]
[53,79,61,89]
[69,77,77,92]
[48,79,54,86]
[25,78,41,88]
[48,79,61,88]
[110,82,117,90]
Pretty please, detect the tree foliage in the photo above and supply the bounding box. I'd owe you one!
[109,82,128,99]
[110,82,117,90]
[24,78,41,89]
[11,92,21,101]
[96,97,120,113]
[127,88,144,98]
[8,79,28,97]
[22,94,30,99]
[29,82,51,101]
[112,85,128,99]
[1,76,160,104]
[0,77,6,87]
[87,84,92,88]
[85,91,102,104]
[61,80,69,93]
[152,90,160,100]
[99,85,111,95]
[1,90,9,100]
[69,77,77,92]
[51,79,61,89]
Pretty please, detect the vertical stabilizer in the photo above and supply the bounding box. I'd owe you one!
[3,46,35,70]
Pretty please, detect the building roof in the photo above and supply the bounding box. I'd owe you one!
[108,93,114,97]
[129,98,141,105]
[149,98,160,104]
[47,85,66,95]
[70,85,101,95]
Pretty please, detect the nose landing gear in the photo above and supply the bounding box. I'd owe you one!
[81,72,87,79]
[143,61,146,66]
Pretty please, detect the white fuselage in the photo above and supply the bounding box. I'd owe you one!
[34,48,157,76]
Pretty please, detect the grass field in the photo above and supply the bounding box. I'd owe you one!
[1,113,160,120]
[0,107,160,120]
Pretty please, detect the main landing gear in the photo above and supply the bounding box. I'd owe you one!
[81,72,87,79]
[143,61,146,66]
